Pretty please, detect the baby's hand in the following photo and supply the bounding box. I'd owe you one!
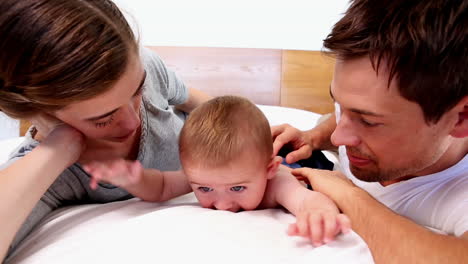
[287,209,351,247]
[83,159,143,190]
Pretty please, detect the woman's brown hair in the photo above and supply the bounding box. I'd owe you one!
[324,0,467,123]
[0,0,138,119]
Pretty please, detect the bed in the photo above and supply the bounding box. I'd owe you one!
[4,105,373,264]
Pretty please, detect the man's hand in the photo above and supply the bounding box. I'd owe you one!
[84,159,145,190]
[271,124,314,164]
[288,208,351,247]
[291,168,358,203]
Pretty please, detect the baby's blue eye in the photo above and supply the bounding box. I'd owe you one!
[198,187,213,193]
[230,186,245,192]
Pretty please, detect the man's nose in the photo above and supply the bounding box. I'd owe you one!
[330,114,361,147]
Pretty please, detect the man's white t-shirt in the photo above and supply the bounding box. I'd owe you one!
[335,104,468,236]
[339,147,468,236]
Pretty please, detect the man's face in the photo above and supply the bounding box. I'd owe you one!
[184,154,272,212]
[330,57,456,183]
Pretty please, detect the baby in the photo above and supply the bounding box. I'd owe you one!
[84,96,350,246]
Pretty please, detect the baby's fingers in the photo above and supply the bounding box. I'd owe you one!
[287,224,299,236]
[89,172,103,190]
[84,163,111,189]
[322,213,338,244]
[128,161,143,183]
[337,214,352,234]
[308,213,324,246]
[295,213,311,238]
[82,163,96,175]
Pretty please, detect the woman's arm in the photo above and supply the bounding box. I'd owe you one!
[0,126,84,262]
[176,88,212,113]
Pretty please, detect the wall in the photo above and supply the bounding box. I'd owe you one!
[114,0,349,50]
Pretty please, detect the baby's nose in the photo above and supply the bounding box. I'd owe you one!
[214,201,237,212]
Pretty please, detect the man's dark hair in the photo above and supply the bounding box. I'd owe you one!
[324,0,467,123]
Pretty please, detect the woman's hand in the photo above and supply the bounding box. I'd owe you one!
[30,113,85,166]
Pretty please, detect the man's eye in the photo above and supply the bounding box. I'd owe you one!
[360,118,379,127]
[230,186,245,192]
[198,187,213,193]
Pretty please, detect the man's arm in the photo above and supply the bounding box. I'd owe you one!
[342,188,468,264]
[292,168,468,264]
[306,113,338,151]
[176,87,212,113]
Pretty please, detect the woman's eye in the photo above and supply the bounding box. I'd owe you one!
[230,186,245,192]
[198,187,213,193]
[134,84,145,97]
[95,115,115,128]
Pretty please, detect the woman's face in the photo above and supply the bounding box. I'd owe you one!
[54,54,146,143]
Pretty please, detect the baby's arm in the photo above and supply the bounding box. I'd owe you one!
[84,159,191,202]
[268,165,351,246]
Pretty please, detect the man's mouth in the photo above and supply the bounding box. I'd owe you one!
[347,151,373,167]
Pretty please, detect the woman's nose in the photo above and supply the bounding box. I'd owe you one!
[117,103,140,131]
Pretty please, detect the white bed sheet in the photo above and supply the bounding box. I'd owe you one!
[2,105,374,264]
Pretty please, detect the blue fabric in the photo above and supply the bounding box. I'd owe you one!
[279,149,334,190]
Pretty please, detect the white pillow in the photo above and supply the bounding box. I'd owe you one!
[0,137,25,164]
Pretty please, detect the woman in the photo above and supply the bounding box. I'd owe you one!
[0,0,210,261]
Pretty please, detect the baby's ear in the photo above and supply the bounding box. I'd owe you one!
[266,156,282,180]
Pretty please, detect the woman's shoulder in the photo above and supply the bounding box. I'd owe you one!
[139,47,189,106]
[140,47,168,76]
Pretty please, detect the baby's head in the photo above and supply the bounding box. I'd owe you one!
[179,96,281,212]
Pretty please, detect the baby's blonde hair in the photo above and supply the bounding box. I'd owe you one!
[179,95,272,168]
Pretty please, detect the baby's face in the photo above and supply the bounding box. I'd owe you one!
[184,157,271,212]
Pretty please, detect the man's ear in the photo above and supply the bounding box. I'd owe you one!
[266,156,282,180]
[450,96,468,138]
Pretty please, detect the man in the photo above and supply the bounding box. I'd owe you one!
[272,0,468,263]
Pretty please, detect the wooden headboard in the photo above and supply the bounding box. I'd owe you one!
[19,46,335,135]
